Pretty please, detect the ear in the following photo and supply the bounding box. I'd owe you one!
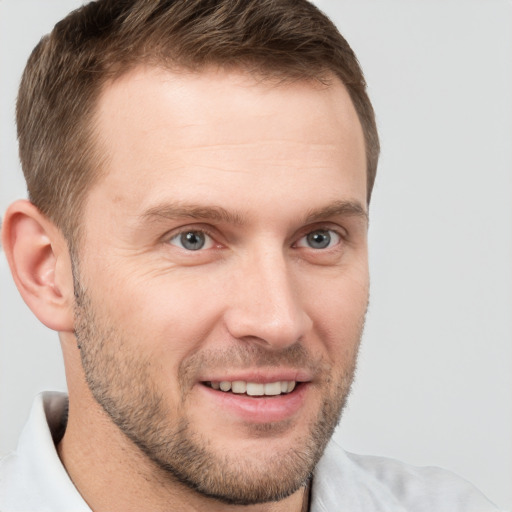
[1,199,75,332]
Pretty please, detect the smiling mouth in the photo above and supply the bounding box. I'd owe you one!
[204,380,298,396]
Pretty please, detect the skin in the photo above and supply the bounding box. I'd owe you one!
[2,67,369,512]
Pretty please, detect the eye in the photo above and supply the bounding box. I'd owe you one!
[296,229,341,250]
[168,230,214,251]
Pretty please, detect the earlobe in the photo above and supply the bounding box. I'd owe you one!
[1,199,75,332]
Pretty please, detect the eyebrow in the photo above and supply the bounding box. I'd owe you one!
[139,199,367,227]
[303,200,368,224]
[140,203,246,225]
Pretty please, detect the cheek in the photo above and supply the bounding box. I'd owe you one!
[96,268,224,361]
[309,270,369,356]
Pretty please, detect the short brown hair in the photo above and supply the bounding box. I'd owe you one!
[17,0,379,244]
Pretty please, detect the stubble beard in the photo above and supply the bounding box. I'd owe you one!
[73,276,364,505]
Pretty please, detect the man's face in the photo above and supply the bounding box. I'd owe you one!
[73,67,369,504]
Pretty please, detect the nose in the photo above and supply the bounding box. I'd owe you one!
[223,248,313,349]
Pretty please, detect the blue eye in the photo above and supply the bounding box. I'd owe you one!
[169,230,213,251]
[297,229,340,249]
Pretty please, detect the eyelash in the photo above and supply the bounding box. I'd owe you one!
[294,228,342,250]
[166,226,219,251]
[165,224,346,253]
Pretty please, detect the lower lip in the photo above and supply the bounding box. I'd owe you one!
[198,383,309,424]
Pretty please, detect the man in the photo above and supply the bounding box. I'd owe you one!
[0,1,500,511]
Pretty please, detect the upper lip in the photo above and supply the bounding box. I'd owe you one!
[199,369,313,384]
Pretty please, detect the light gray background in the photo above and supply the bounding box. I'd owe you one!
[1,0,511,509]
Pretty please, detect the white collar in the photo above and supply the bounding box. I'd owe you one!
[1,392,498,512]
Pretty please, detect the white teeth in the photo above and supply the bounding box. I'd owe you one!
[231,381,247,394]
[209,380,297,396]
[246,383,265,396]
[219,381,231,392]
[264,382,282,396]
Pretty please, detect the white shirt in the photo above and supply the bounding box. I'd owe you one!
[0,392,501,511]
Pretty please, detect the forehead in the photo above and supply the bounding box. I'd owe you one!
[88,66,366,221]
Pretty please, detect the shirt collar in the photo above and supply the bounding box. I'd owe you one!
[14,391,91,511]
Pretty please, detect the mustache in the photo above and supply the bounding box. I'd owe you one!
[178,342,329,387]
